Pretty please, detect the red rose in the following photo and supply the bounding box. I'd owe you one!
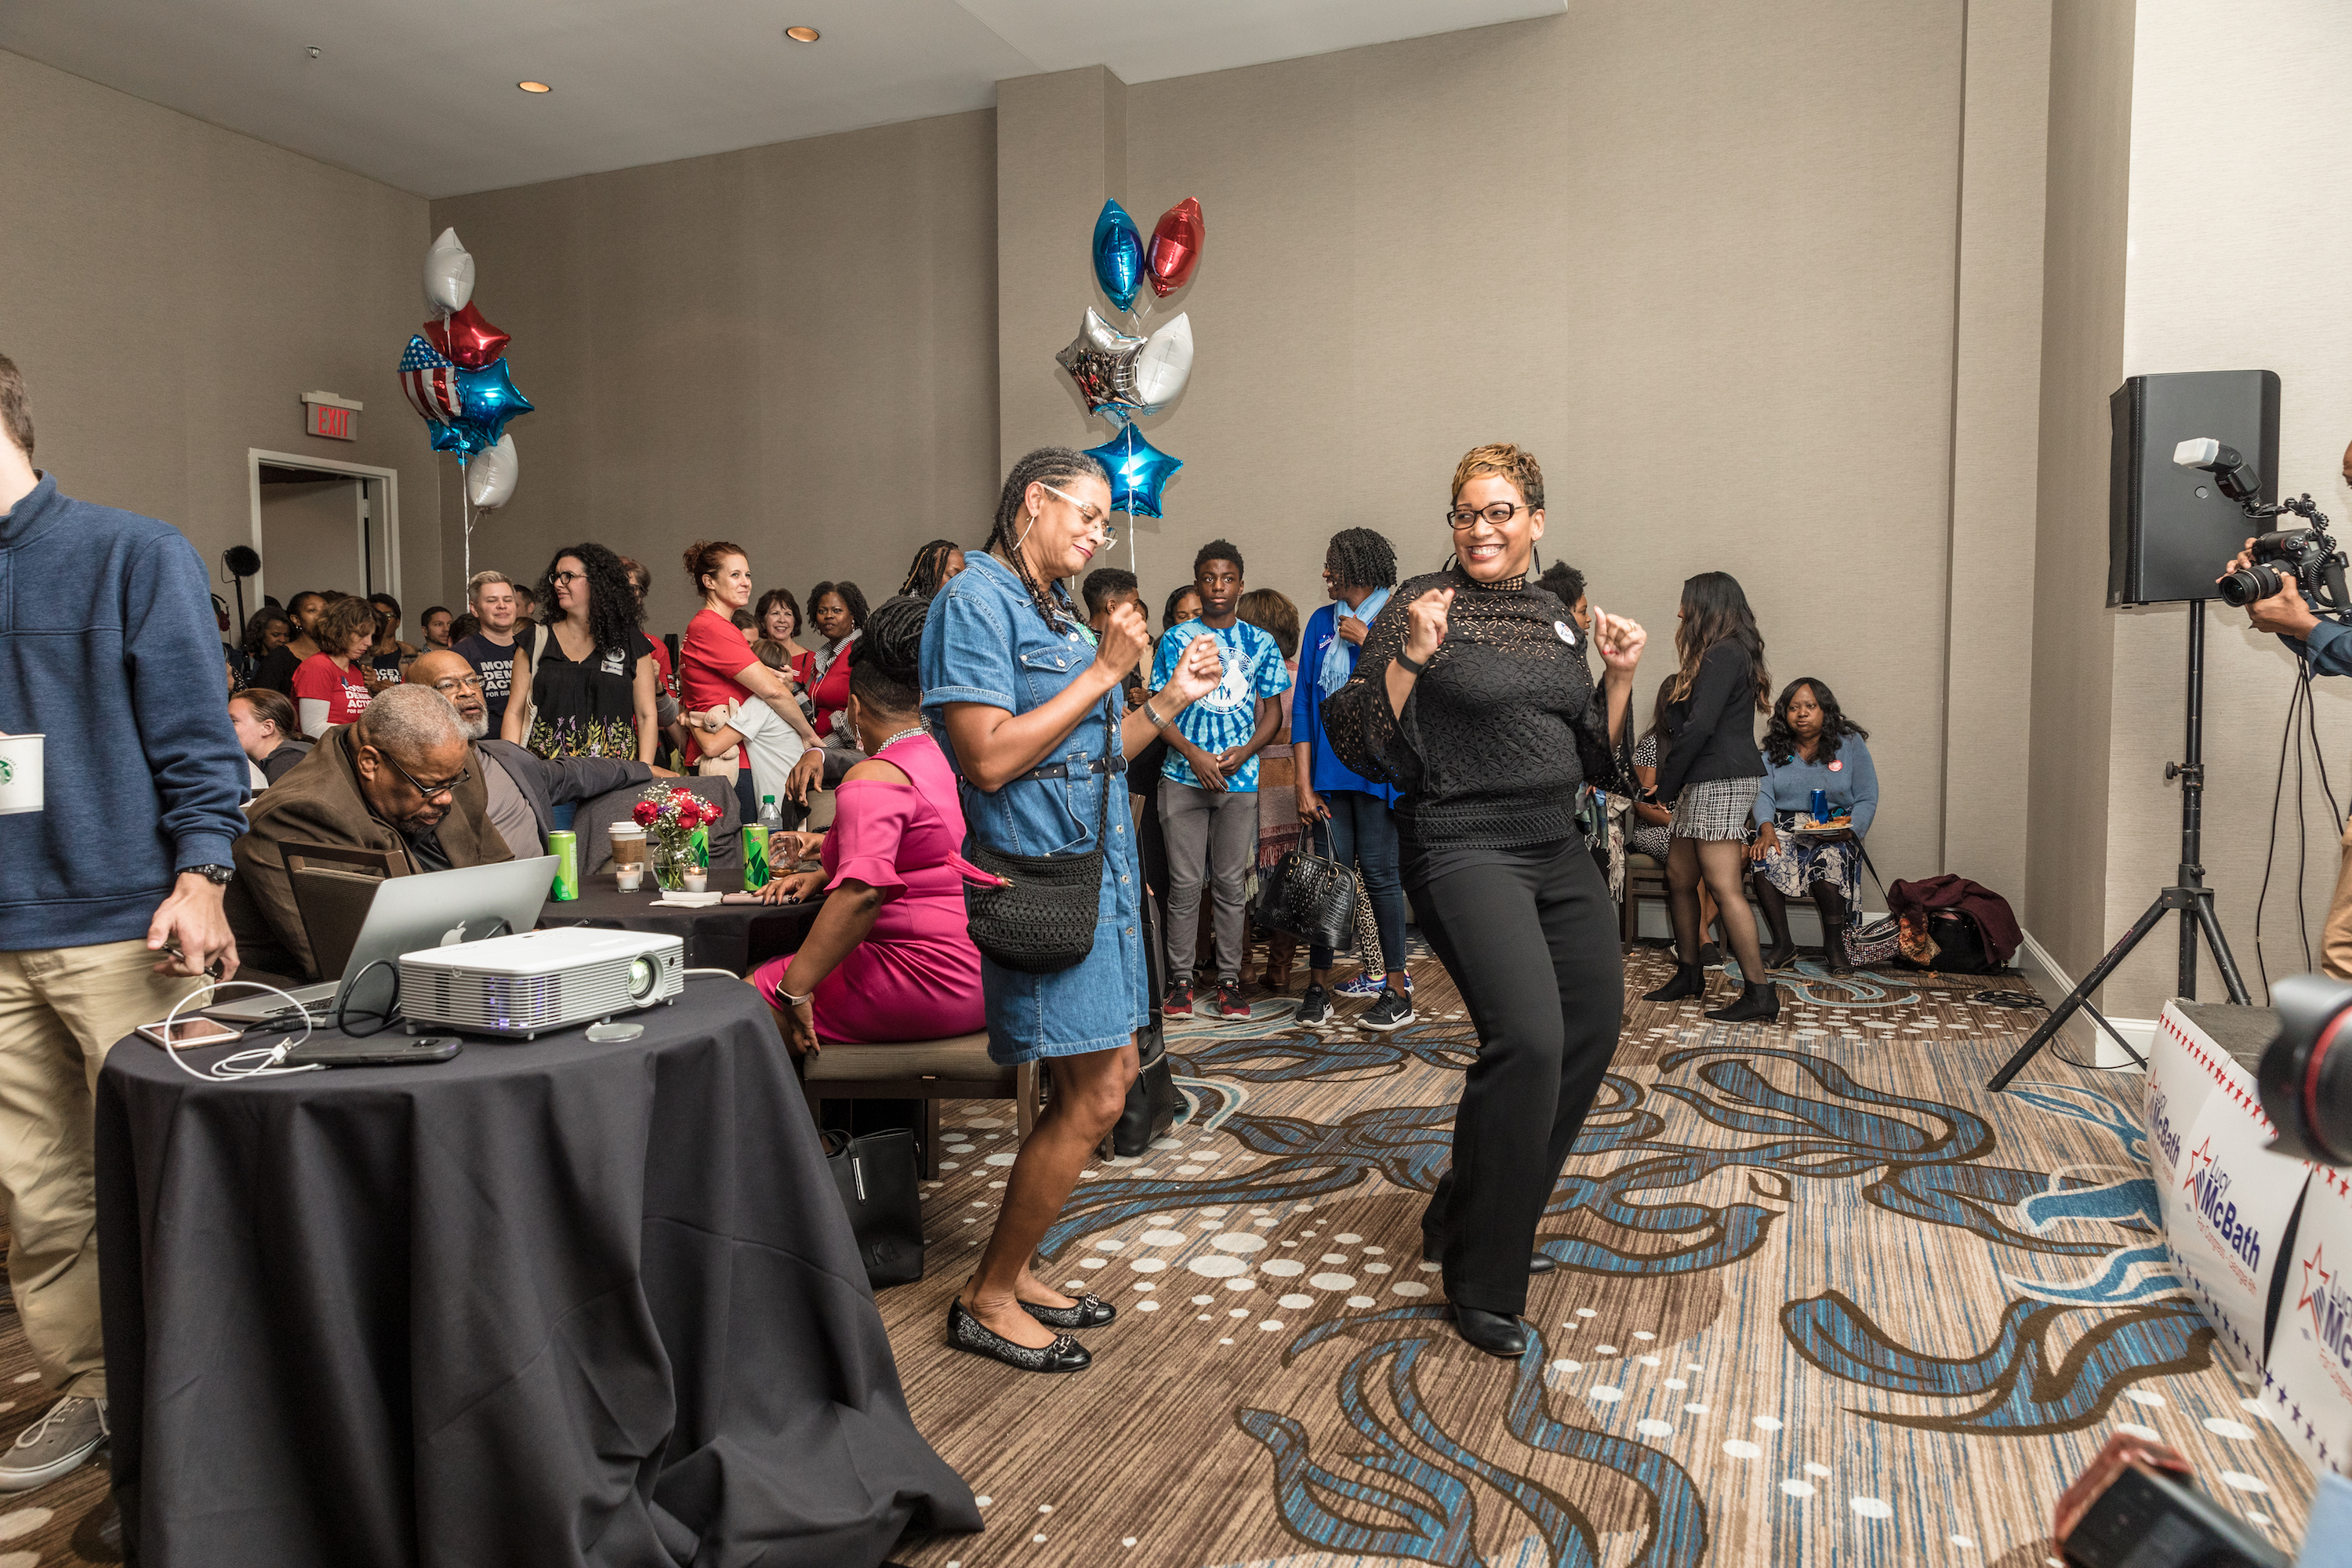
[632,801,658,826]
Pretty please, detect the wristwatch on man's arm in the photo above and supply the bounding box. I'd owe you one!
[183,864,234,886]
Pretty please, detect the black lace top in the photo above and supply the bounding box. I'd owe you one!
[1322,567,1628,851]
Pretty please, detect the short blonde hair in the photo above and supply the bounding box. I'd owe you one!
[1450,443,1543,513]
[466,569,511,607]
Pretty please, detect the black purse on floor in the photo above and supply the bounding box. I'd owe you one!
[1113,891,1184,1156]
[1250,821,1361,953]
[823,1127,924,1288]
[964,699,1120,975]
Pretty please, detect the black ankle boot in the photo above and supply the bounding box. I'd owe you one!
[1706,979,1780,1024]
[1642,962,1708,1003]
[1813,887,1853,975]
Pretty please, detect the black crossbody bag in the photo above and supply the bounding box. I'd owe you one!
[963,699,1121,975]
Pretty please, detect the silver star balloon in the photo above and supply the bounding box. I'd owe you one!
[1054,309,1195,423]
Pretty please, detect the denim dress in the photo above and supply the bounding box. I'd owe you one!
[920,553,1151,1065]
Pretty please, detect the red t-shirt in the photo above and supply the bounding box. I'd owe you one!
[645,635,676,698]
[291,652,372,731]
[682,608,760,762]
[808,644,852,745]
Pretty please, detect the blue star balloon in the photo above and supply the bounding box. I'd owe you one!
[452,358,534,445]
[1091,199,1145,314]
[428,419,490,455]
[1083,423,1181,518]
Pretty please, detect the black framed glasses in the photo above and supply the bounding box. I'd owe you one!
[1446,502,1534,531]
[373,746,470,802]
[550,570,585,586]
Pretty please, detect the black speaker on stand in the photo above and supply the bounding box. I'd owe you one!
[1988,369,2278,1091]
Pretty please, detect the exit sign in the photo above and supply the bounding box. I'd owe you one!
[301,390,361,441]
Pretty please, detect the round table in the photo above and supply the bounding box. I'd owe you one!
[96,978,978,1567]
[550,883,824,975]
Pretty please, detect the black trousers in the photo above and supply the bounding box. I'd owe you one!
[1409,838,1623,1316]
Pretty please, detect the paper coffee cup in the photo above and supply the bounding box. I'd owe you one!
[0,734,43,816]
[609,822,648,868]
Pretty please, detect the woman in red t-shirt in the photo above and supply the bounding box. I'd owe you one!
[290,596,380,737]
[681,540,822,797]
[804,580,869,746]
[755,587,817,691]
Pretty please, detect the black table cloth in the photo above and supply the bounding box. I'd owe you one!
[96,977,978,1567]
[550,885,823,975]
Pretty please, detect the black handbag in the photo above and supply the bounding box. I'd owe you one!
[1113,891,1183,1156]
[963,699,1119,975]
[1250,822,1360,952]
[822,1127,924,1288]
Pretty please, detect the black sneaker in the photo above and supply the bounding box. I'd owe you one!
[1216,982,1250,1018]
[1163,981,1193,1017]
[1294,983,1332,1027]
[1360,988,1415,1033]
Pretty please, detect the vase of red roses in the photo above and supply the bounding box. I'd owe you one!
[633,783,721,891]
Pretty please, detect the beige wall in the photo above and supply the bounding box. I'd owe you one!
[2024,0,2136,1000]
[428,111,1002,639]
[1114,2,1977,884]
[0,49,437,624]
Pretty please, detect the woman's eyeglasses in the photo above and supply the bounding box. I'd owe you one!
[1446,503,1534,531]
[1040,481,1119,545]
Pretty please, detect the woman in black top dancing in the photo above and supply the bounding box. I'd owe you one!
[1324,443,1646,1357]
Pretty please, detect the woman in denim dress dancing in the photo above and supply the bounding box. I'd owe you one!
[922,448,1223,1372]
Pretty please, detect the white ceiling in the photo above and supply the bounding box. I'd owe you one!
[1,0,1563,198]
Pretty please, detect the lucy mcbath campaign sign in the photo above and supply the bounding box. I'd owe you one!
[2265,1167,2352,1475]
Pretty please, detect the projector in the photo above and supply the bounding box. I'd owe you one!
[397,927,684,1039]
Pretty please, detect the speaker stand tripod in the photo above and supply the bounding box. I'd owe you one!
[1987,601,2251,1091]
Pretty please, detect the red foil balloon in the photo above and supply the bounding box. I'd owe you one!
[422,302,511,369]
[1145,197,1204,298]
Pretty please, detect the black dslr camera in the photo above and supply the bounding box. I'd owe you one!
[2181,437,2348,612]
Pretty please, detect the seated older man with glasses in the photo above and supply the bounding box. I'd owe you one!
[223,684,513,980]
[407,648,670,861]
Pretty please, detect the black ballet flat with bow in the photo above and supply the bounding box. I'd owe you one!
[947,1299,1092,1374]
[1020,1292,1116,1330]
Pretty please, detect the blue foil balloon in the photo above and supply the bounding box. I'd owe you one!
[1083,423,1181,518]
[452,358,534,445]
[428,419,491,456]
[1091,200,1145,314]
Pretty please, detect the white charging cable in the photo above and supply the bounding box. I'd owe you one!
[158,978,325,1081]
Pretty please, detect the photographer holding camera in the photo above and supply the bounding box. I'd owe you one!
[2223,437,2352,978]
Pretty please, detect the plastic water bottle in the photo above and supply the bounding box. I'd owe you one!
[758,794,783,834]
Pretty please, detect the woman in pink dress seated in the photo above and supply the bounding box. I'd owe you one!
[750,596,985,1053]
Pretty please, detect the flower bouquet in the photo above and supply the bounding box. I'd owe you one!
[633,783,722,891]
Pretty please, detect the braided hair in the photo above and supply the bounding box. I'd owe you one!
[1323,528,1396,591]
[850,594,928,713]
[899,539,964,599]
[989,447,1109,630]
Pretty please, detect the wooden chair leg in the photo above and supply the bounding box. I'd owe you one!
[921,1095,941,1180]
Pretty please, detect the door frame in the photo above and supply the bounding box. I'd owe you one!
[245,449,403,613]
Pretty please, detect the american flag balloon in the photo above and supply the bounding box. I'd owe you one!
[398,335,463,426]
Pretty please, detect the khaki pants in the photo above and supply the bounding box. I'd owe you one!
[2328,818,2352,982]
[0,939,201,1399]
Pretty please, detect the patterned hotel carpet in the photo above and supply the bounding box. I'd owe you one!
[884,946,2319,1568]
[0,949,2318,1566]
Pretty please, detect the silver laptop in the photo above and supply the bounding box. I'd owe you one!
[209,857,557,1025]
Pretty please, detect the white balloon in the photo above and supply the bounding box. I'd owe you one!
[467,434,518,510]
[1133,312,1192,409]
[423,227,476,316]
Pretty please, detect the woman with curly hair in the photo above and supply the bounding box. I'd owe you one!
[1749,677,1878,975]
[804,579,870,748]
[506,543,659,770]
[755,586,817,690]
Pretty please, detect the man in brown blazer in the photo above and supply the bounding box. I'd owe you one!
[226,684,513,979]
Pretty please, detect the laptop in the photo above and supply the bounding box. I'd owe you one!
[208,857,557,1025]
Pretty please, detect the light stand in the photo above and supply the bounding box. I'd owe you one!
[1987,600,2251,1091]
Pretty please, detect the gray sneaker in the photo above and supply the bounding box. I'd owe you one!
[0,1395,107,1492]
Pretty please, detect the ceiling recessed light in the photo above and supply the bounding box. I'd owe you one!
[784,26,820,43]
[518,80,552,93]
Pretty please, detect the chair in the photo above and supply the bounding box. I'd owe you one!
[1621,849,1668,943]
[281,842,400,981]
[800,1034,1042,1179]
[802,788,837,832]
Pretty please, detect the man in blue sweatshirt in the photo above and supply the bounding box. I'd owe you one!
[0,354,248,1490]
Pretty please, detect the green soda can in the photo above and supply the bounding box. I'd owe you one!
[689,826,709,868]
[743,825,771,891]
[548,830,579,901]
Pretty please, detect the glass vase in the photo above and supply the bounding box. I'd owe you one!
[652,837,689,891]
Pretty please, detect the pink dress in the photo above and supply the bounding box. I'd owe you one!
[751,732,987,1044]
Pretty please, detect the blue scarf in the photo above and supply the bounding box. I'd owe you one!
[1319,587,1388,696]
